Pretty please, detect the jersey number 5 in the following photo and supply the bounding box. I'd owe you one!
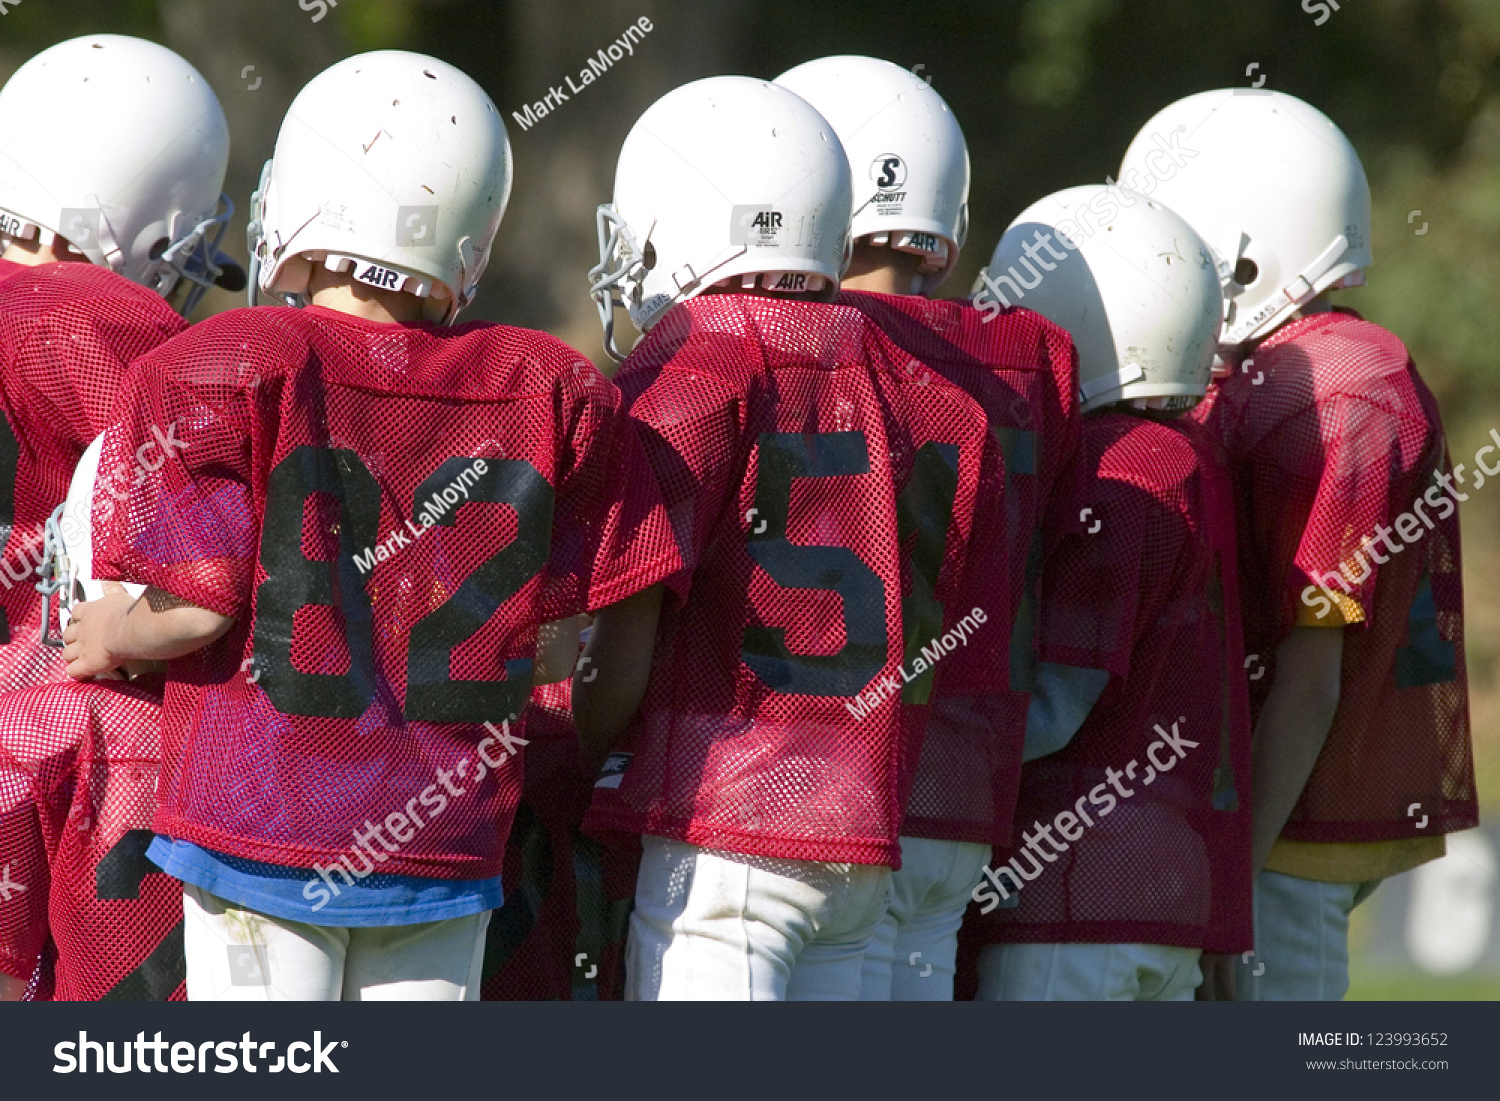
[741,431,958,699]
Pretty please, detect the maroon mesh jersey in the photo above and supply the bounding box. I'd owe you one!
[0,675,184,1001]
[1194,310,1475,842]
[583,294,1010,866]
[837,291,1080,845]
[483,680,593,1000]
[94,304,681,879]
[978,412,1252,952]
[0,264,184,693]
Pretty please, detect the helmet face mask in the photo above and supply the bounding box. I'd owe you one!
[774,55,970,297]
[252,51,513,325]
[38,435,144,647]
[0,35,235,316]
[590,76,853,358]
[1118,89,1372,346]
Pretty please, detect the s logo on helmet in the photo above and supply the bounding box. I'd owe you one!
[871,154,907,190]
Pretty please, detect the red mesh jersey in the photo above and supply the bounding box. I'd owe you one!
[837,292,1081,845]
[1194,310,1475,842]
[583,294,1010,866]
[978,412,1252,952]
[94,304,681,879]
[0,257,29,284]
[0,675,184,1000]
[0,264,185,693]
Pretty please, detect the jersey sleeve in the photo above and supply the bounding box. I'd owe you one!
[616,363,745,606]
[92,328,260,618]
[0,276,184,446]
[539,366,683,618]
[0,761,48,982]
[1282,393,1406,624]
[1035,454,1195,680]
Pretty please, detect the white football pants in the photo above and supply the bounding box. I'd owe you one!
[626,835,892,1000]
[1235,871,1382,1001]
[975,941,1203,1001]
[183,884,489,1001]
[859,836,990,1000]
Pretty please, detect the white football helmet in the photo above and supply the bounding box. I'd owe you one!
[1118,89,1371,346]
[589,76,853,359]
[0,34,237,315]
[774,55,970,295]
[39,435,145,644]
[250,51,512,324]
[987,185,1223,413]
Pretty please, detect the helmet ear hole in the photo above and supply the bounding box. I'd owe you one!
[148,237,170,261]
[641,241,656,271]
[1234,257,1259,286]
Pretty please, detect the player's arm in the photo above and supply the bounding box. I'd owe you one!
[534,615,586,685]
[61,581,233,680]
[1248,624,1344,872]
[1022,662,1109,760]
[572,584,664,766]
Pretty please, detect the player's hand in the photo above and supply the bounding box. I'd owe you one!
[61,581,137,680]
[1195,951,1238,1001]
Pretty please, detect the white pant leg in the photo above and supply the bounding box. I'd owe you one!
[343,913,490,1001]
[184,883,345,1001]
[1238,871,1381,1001]
[858,837,989,1001]
[975,941,1202,1001]
[183,884,490,1001]
[627,836,891,1001]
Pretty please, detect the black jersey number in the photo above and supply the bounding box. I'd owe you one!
[96,829,185,1001]
[405,459,553,723]
[896,441,960,704]
[741,432,959,700]
[251,447,553,723]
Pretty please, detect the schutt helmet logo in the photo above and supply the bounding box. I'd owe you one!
[871,154,907,189]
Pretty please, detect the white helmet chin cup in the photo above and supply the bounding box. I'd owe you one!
[588,76,853,358]
[1118,89,1372,346]
[986,185,1223,414]
[39,435,145,641]
[0,35,233,314]
[774,55,970,295]
[251,51,512,325]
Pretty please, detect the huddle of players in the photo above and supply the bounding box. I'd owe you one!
[0,36,1475,1002]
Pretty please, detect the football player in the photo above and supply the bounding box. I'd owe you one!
[0,35,237,696]
[0,437,182,1002]
[1118,90,1476,1000]
[965,187,1252,1000]
[774,55,1081,1001]
[63,52,680,1001]
[576,76,1010,1000]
